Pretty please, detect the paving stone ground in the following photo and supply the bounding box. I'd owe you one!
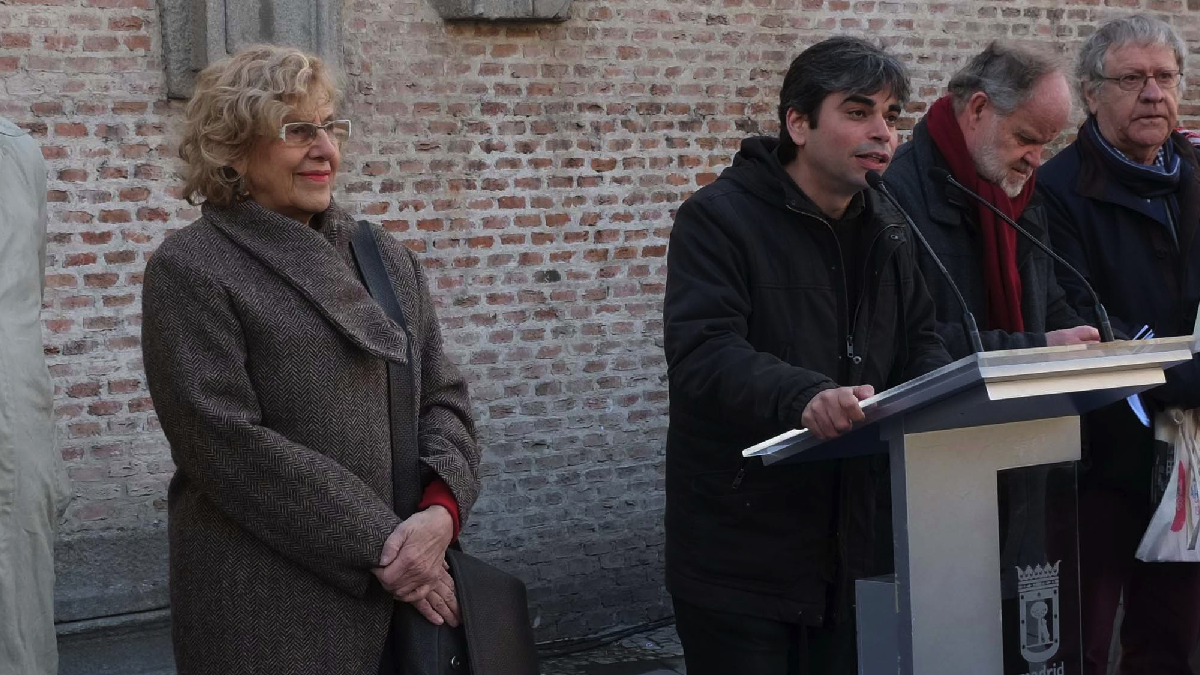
[540,623,685,675]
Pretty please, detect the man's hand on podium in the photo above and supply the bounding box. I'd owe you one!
[1045,325,1101,347]
[801,385,874,439]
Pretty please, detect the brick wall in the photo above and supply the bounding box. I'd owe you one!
[3,0,1200,640]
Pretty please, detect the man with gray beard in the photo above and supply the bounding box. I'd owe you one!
[884,42,1098,358]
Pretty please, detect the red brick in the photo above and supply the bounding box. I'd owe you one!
[55,123,87,137]
[108,15,144,30]
[83,273,119,288]
[118,187,150,202]
[102,294,136,308]
[67,382,101,398]
[83,35,119,52]
[82,0,154,9]
[103,250,137,264]
[88,400,123,416]
[98,210,131,224]
[64,253,97,267]
[1,32,32,49]
[121,35,151,51]
[107,379,141,394]
[80,231,114,245]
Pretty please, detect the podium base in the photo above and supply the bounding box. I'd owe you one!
[856,574,899,675]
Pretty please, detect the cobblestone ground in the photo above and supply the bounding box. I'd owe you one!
[540,624,685,675]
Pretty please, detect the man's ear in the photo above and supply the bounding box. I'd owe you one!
[962,91,990,133]
[1081,80,1101,116]
[786,108,810,148]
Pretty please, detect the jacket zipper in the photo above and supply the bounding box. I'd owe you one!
[786,204,854,379]
[731,458,748,490]
[786,202,901,379]
[847,224,902,377]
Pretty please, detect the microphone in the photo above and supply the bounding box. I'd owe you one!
[865,170,985,354]
[926,167,1116,343]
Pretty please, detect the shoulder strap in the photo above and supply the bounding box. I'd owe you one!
[349,219,421,518]
[351,221,411,342]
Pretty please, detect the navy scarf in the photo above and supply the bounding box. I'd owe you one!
[1081,116,1182,236]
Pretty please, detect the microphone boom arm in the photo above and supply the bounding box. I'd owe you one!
[865,170,986,354]
[928,167,1116,343]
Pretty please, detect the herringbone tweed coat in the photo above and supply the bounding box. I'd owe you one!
[142,199,481,675]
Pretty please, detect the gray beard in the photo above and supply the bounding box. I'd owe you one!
[973,127,1029,199]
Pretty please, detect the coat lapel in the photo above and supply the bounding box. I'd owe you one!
[204,200,409,363]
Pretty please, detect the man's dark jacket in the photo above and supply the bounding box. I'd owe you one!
[883,118,1089,358]
[662,136,951,626]
[1039,130,1200,500]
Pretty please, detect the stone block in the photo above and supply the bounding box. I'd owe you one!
[425,0,571,22]
[54,526,169,623]
[158,0,343,99]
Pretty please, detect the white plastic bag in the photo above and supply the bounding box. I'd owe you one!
[1136,407,1200,562]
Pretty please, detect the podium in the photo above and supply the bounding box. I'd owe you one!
[744,336,1199,675]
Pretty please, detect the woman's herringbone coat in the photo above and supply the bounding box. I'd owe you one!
[142,200,481,675]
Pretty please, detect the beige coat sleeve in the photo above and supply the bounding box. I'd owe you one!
[0,118,69,675]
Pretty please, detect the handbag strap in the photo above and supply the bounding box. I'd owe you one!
[349,219,422,520]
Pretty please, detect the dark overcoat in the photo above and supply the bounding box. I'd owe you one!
[1039,130,1200,499]
[884,117,1089,358]
[142,199,480,675]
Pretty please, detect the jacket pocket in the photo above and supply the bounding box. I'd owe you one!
[684,466,838,588]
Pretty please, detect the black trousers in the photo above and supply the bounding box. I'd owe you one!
[672,596,858,675]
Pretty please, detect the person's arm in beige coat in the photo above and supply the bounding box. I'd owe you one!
[142,249,401,598]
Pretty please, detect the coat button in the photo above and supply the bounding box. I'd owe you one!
[450,655,461,669]
[889,233,900,241]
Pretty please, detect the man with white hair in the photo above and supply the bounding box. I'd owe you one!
[1040,14,1200,675]
[0,117,69,674]
[884,42,1099,358]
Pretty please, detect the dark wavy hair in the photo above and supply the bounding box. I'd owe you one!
[777,36,910,163]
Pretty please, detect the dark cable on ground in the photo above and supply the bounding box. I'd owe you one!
[537,616,677,659]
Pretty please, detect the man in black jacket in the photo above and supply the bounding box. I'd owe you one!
[1039,15,1200,675]
[884,43,1097,358]
[663,37,951,675]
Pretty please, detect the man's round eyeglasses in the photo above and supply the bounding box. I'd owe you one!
[278,120,352,146]
[1101,71,1182,92]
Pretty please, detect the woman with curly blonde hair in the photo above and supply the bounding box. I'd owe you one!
[141,45,481,674]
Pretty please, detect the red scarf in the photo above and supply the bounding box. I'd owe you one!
[925,95,1031,333]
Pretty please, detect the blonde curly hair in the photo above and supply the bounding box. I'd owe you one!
[179,45,340,206]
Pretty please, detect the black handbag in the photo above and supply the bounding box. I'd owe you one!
[351,220,539,675]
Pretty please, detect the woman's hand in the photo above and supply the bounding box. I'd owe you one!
[372,505,459,625]
[405,561,460,627]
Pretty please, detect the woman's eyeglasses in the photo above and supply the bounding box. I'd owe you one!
[278,120,352,146]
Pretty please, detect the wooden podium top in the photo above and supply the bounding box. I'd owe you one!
[744,336,1197,465]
